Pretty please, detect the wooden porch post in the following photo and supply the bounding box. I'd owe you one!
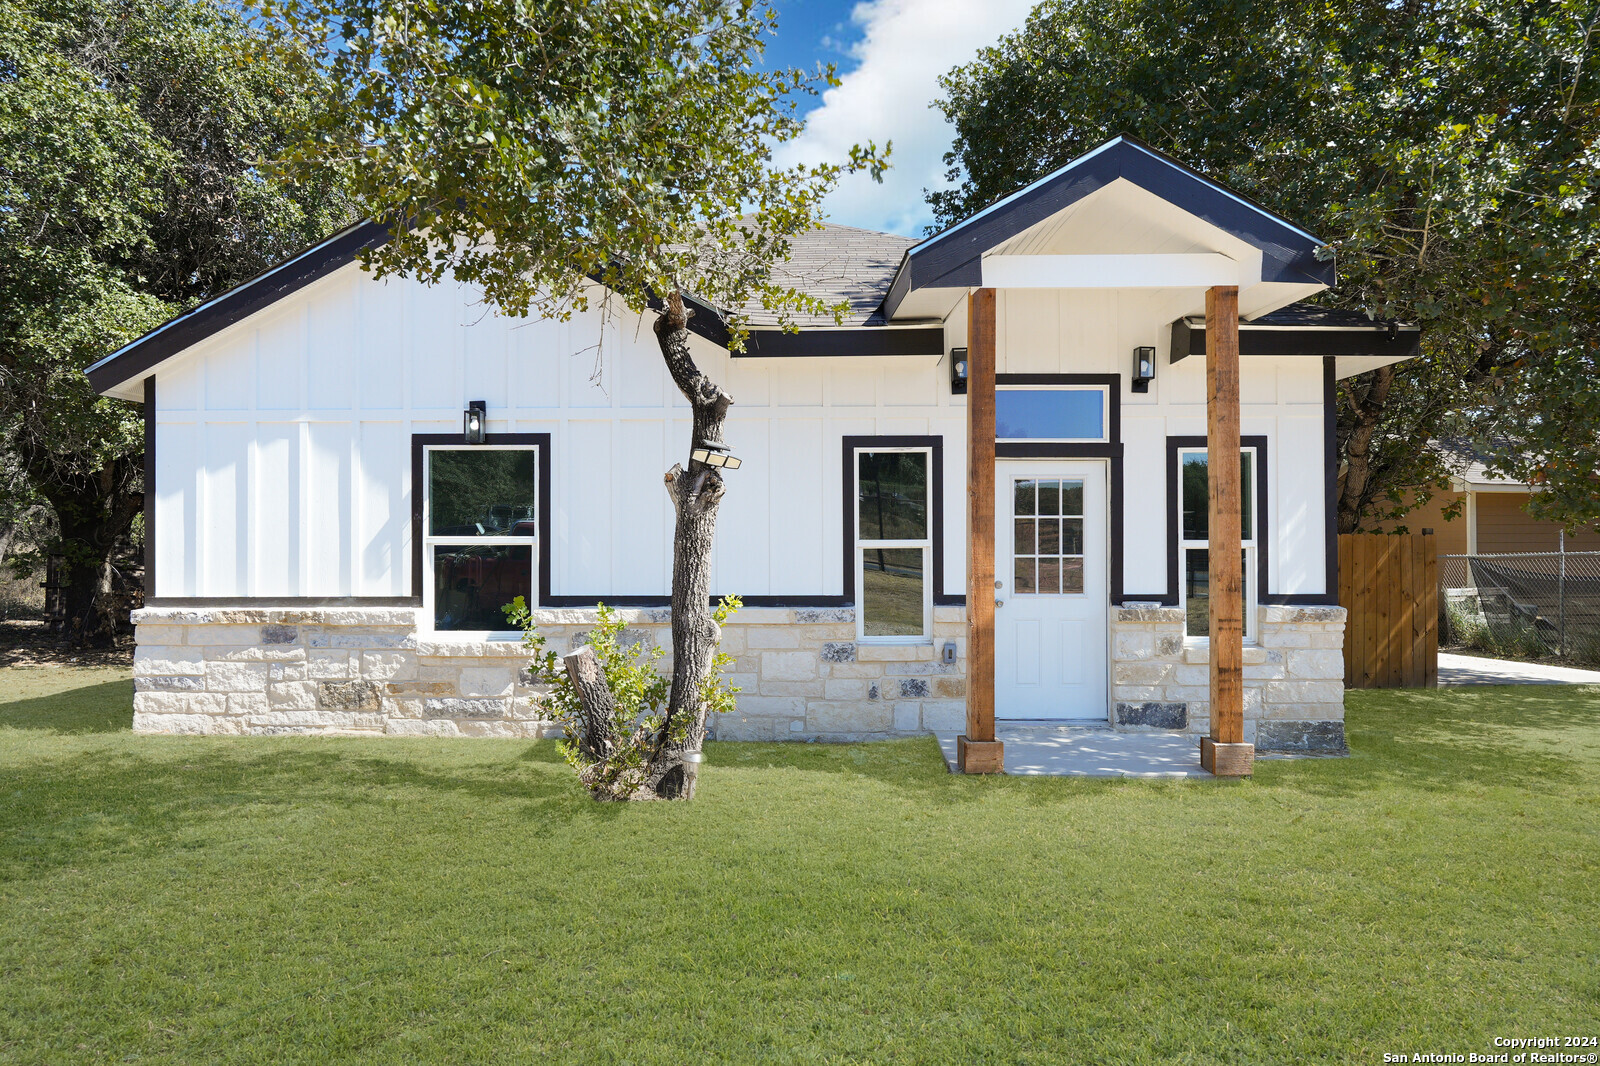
[958,288,1003,773]
[1200,285,1253,776]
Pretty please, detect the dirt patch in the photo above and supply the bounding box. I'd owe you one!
[0,620,133,669]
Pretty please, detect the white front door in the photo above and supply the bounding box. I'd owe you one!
[994,461,1109,721]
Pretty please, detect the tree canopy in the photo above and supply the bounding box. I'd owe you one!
[0,0,354,641]
[931,0,1600,531]
[268,0,884,333]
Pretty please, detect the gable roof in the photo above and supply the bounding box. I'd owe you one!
[882,134,1335,320]
[736,223,916,328]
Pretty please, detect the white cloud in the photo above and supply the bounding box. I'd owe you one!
[774,0,1036,237]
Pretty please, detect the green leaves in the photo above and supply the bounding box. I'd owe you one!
[931,0,1600,531]
[264,0,886,337]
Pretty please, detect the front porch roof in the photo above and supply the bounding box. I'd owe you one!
[882,134,1336,323]
[1170,303,1422,378]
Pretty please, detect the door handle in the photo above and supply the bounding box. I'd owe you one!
[995,599,1004,608]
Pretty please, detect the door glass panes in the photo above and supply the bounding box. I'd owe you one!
[1013,478,1085,594]
[862,548,924,636]
[429,450,537,536]
[433,544,533,631]
[858,452,927,541]
[996,388,1106,441]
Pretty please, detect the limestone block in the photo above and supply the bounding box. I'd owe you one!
[270,662,308,683]
[932,606,966,624]
[307,651,355,679]
[1163,685,1210,703]
[260,624,299,645]
[1174,664,1209,687]
[135,675,205,692]
[796,623,857,642]
[1243,661,1286,681]
[423,696,508,718]
[893,703,920,731]
[1111,685,1164,703]
[382,697,426,720]
[202,645,306,663]
[933,677,966,698]
[327,630,413,650]
[820,642,857,663]
[885,662,961,676]
[723,672,760,693]
[358,651,417,682]
[714,716,777,741]
[1112,661,1172,686]
[1255,719,1346,752]
[227,693,269,717]
[204,661,273,693]
[931,622,966,640]
[133,711,229,735]
[1260,628,1312,649]
[1287,649,1345,680]
[759,679,826,698]
[319,681,383,711]
[919,701,966,732]
[1155,633,1185,656]
[1113,606,1185,624]
[459,667,514,697]
[1264,680,1345,705]
[187,624,270,646]
[1260,606,1347,625]
[1115,702,1187,729]
[795,607,854,624]
[825,678,869,700]
[1183,645,1209,665]
[134,624,187,646]
[1308,631,1346,649]
[1113,628,1155,661]
[808,700,892,733]
[134,646,205,677]
[384,719,462,737]
[857,644,931,662]
[761,651,818,681]
[135,691,226,715]
[716,628,746,655]
[733,695,806,718]
[1241,647,1268,665]
[455,720,543,738]
[268,681,319,710]
[824,663,883,679]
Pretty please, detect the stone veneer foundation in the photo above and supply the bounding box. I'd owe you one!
[130,603,1345,749]
[129,605,970,741]
[1108,604,1349,751]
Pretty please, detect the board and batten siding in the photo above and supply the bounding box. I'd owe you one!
[151,261,968,602]
[151,265,1333,605]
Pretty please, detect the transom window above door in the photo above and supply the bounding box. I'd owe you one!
[1012,478,1086,595]
[996,386,1108,442]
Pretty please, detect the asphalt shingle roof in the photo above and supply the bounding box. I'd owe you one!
[736,223,915,328]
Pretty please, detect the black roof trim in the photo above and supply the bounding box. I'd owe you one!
[735,326,944,358]
[1169,305,1420,364]
[883,134,1334,319]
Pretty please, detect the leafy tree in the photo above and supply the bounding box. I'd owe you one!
[0,0,355,644]
[269,0,884,799]
[930,0,1600,532]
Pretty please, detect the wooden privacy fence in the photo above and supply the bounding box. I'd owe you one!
[1338,532,1438,688]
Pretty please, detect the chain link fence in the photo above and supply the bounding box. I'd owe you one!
[1440,550,1600,665]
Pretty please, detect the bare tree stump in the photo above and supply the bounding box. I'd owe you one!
[562,645,617,761]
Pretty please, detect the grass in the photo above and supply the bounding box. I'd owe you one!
[2,669,1598,1064]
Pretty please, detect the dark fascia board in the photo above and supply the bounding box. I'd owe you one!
[1168,318,1422,363]
[881,134,1334,320]
[736,326,944,358]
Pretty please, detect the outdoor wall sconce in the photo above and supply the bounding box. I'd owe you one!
[463,400,487,444]
[950,347,969,395]
[1131,345,1156,393]
[691,440,742,470]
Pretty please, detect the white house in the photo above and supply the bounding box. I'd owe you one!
[88,136,1417,751]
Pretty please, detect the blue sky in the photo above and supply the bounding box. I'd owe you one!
[756,0,1039,237]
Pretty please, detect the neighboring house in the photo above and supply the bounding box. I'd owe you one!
[1374,444,1600,556]
[87,135,1418,749]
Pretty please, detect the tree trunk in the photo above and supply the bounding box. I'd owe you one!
[562,644,618,762]
[1335,365,1394,533]
[646,290,733,800]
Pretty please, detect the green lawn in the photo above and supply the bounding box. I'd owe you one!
[2,669,1597,1064]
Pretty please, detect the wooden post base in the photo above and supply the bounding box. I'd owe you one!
[957,736,1005,774]
[1200,738,1254,777]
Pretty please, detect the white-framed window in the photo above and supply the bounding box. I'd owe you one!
[996,385,1109,443]
[1177,446,1258,642]
[855,447,932,642]
[423,444,539,633]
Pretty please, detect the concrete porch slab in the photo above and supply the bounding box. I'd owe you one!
[935,722,1209,778]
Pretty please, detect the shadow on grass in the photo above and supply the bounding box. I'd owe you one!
[0,679,133,734]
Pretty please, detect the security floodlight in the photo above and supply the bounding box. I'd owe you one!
[691,440,742,470]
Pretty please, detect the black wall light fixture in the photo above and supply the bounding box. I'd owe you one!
[950,347,969,395]
[1132,346,1156,393]
[463,400,487,444]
